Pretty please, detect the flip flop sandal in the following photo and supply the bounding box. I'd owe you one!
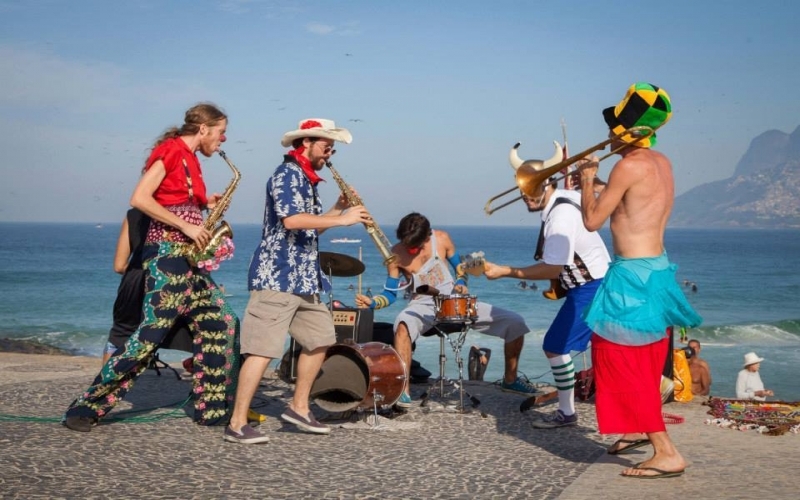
[607,437,651,455]
[621,466,685,479]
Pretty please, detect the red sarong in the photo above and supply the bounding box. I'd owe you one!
[592,333,668,434]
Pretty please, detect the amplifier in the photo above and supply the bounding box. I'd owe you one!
[332,307,374,344]
[280,308,374,382]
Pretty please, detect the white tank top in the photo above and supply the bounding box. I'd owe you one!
[410,232,455,300]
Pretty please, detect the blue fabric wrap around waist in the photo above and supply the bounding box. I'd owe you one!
[582,252,702,346]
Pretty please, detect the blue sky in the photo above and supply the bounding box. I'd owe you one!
[2,0,799,226]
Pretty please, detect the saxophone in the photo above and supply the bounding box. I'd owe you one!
[188,149,241,265]
[326,159,397,266]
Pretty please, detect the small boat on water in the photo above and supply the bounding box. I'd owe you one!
[330,238,362,243]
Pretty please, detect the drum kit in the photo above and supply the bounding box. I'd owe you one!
[319,251,365,311]
[422,290,480,412]
[308,251,482,419]
[311,252,408,421]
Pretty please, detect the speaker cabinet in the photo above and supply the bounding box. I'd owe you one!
[280,308,374,382]
[332,308,374,344]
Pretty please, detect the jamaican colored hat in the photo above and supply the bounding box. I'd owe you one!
[281,118,353,147]
[603,82,672,148]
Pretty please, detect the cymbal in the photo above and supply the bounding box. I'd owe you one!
[319,251,365,277]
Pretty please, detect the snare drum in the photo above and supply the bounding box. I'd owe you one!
[433,294,478,323]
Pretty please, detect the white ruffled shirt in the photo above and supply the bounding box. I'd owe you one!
[736,369,765,401]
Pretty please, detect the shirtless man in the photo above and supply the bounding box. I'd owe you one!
[688,339,712,395]
[579,83,702,479]
[355,212,537,407]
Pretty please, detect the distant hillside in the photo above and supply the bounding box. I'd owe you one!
[670,125,800,228]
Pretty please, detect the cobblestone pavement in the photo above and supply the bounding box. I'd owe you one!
[1,353,797,499]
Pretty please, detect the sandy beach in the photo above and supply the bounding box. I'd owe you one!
[0,349,798,499]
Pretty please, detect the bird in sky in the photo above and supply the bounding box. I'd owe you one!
[348,118,363,122]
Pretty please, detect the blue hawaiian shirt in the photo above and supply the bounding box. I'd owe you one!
[247,157,331,295]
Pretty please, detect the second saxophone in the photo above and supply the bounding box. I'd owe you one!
[326,159,397,266]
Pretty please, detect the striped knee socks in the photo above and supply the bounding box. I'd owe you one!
[549,354,575,416]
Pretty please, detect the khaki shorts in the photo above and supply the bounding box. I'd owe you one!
[241,289,336,359]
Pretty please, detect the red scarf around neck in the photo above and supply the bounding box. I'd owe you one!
[287,147,323,185]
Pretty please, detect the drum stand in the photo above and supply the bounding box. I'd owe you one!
[420,321,480,413]
[147,352,181,381]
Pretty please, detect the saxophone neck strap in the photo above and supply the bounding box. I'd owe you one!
[181,158,196,204]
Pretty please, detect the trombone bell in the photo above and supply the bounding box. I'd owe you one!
[482,162,544,215]
[484,141,563,215]
[483,126,654,215]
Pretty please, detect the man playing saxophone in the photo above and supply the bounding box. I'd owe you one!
[225,118,371,443]
[64,103,239,432]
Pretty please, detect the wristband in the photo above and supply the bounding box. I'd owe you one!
[371,295,391,310]
[383,275,401,291]
[447,253,462,271]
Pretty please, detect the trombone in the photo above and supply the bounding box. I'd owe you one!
[483,125,654,215]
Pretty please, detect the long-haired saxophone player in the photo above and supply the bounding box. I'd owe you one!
[64,103,239,432]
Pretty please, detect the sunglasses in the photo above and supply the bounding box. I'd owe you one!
[312,141,334,154]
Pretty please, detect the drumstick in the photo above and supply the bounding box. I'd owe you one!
[357,247,363,295]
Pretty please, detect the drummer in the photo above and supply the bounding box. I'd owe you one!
[355,212,539,408]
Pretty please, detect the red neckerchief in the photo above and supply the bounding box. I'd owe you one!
[287,147,323,185]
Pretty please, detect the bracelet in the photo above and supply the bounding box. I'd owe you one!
[371,295,390,310]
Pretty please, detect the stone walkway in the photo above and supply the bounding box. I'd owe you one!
[0,353,797,499]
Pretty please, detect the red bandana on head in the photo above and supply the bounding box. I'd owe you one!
[407,246,422,256]
[286,118,327,185]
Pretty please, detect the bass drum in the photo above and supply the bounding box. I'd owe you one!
[310,342,407,412]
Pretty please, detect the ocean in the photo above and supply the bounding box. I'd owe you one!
[1,222,799,401]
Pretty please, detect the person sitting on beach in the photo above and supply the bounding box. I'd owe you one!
[482,154,611,428]
[64,103,239,433]
[354,212,539,409]
[687,339,711,396]
[736,352,773,401]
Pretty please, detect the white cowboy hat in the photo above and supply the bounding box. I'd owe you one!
[743,352,764,367]
[281,118,352,147]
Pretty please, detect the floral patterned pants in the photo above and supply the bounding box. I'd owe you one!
[65,242,239,426]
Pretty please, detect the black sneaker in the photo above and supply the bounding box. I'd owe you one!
[280,408,331,435]
[223,424,270,444]
[63,416,95,433]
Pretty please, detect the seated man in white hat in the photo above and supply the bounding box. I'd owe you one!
[736,352,773,401]
[224,118,373,444]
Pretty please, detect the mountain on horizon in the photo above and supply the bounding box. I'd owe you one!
[670,125,800,229]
